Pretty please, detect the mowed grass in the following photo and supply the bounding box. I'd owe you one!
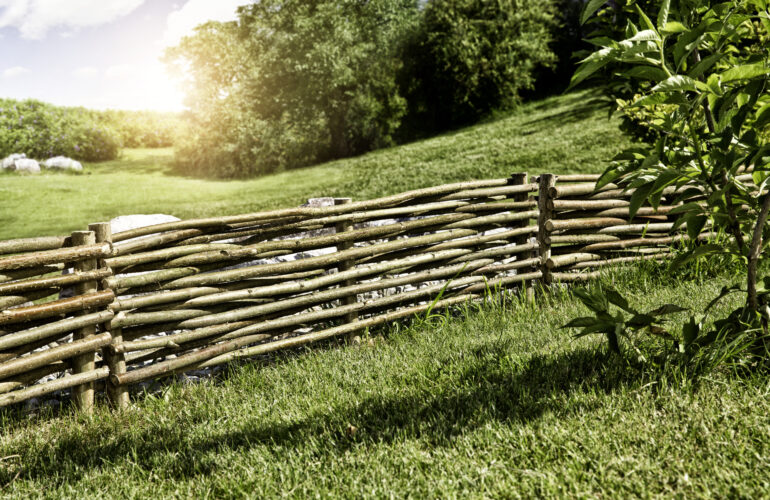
[0,90,631,240]
[0,266,767,498]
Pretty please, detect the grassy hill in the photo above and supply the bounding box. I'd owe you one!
[0,90,629,240]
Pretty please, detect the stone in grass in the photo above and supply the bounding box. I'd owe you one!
[13,158,41,174]
[1,155,40,174]
[43,156,83,172]
[1,153,26,170]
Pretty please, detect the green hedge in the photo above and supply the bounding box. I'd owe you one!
[0,99,185,162]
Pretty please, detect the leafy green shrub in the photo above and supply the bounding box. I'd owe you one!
[566,0,770,366]
[399,0,558,135]
[0,98,120,161]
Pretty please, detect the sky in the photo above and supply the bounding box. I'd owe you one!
[0,0,254,111]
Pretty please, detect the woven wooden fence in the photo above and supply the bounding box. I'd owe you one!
[0,172,716,411]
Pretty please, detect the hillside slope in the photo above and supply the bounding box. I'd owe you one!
[0,90,630,240]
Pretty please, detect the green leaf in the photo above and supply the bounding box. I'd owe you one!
[657,0,671,30]
[580,0,608,25]
[653,75,698,92]
[574,287,609,314]
[629,182,654,219]
[628,29,661,42]
[668,202,703,215]
[661,21,687,35]
[686,214,708,240]
[625,65,668,82]
[567,51,614,90]
[720,64,770,83]
[755,103,770,129]
[635,3,657,32]
[688,53,724,79]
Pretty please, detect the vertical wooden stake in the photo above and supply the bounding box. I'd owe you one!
[538,174,556,287]
[334,198,358,341]
[71,230,97,413]
[90,222,129,411]
[509,173,534,301]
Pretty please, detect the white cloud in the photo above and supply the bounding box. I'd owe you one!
[72,66,98,79]
[3,65,29,78]
[0,0,145,39]
[162,0,251,47]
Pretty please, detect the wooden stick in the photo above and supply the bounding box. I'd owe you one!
[546,253,603,269]
[538,174,556,285]
[0,268,112,295]
[0,332,111,380]
[0,264,65,285]
[0,290,114,327]
[567,253,671,270]
[0,367,109,409]
[0,289,58,310]
[106,243,242,270]
[0,236,69,256]
[0,242,111,272]
[545,218,627,231]
[0,362,68,394]
[71,230,98,413]
[184,249,477,308]
[438,184,538,201]
[0,310,113,351]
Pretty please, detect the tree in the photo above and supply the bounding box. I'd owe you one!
[165,0,418,178]
[565,0,770,359]
[399,0,557,136]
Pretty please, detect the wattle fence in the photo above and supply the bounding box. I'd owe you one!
[0,172,716,411]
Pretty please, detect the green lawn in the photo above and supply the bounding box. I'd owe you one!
[0,266,766,497]
[0,90,631,240]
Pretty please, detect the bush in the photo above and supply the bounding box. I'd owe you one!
[0,98,120,162]
[399,0,558,136]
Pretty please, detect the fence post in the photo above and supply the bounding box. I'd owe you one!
[509,173,534,301]
[71,229,97,413]
[90,222,129,410]
[538,174,556,287]
[333,198,359,341]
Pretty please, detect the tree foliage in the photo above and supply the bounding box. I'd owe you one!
[166,0,418,178]
[565,0,770,364]
[400,0,557,135]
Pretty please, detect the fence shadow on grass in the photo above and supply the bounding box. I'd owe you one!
[5,342,644,485]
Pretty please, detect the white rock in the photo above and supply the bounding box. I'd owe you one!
[43,156,83,171]
[1,153,25,170]
[110,214,181,238]
[13,158,41,174]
